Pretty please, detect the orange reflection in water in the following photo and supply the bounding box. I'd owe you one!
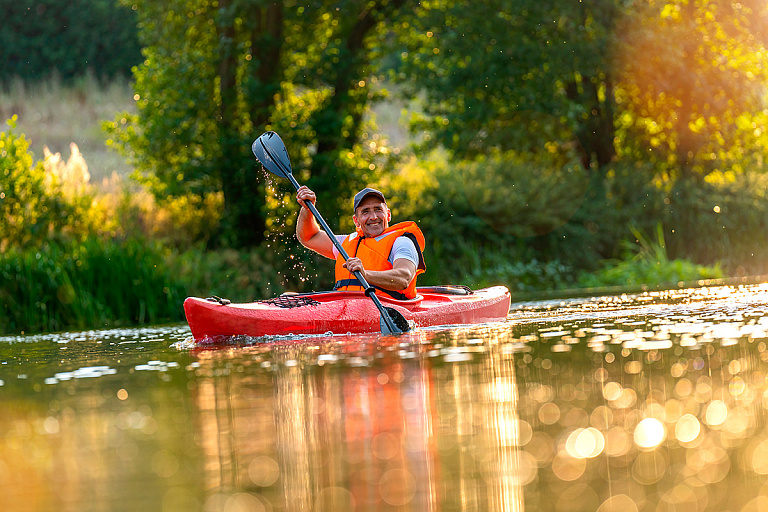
[192,327,526,511]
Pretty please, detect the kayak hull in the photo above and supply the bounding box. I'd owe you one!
[184,286,511,341]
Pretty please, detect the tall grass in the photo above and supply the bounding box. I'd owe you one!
[576,224,724,288]
[0,74,135,184]
[0,238,186,335]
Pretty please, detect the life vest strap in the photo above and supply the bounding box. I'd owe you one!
[333,279,410,301]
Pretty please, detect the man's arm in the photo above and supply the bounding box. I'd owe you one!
[296,186,336,259]
[342,257,417,291]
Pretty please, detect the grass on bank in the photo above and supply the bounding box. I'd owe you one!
[0,239,184,334]
[0,74,135,184]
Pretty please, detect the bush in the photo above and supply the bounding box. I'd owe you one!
[385,150,614,288]
[169,246,285,304]
[665,173,768,274]
[577,224,724,288]
[387,149,590,245]
[383,151,737,291]
[1,116,117,250]
[0,116,50,249]
[426,237,575,291]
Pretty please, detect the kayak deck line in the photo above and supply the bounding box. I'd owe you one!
[184,286,511,341]
[257,295,322,308]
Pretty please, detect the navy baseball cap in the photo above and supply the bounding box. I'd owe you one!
[353,187,386,212]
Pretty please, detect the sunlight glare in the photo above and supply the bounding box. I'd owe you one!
[674,414,701,443]
[565,427,605,458]
[634,418,666,449]
[705,400,728,426]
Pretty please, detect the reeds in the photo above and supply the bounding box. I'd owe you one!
[0,73,135,185]
[0,238,186,335]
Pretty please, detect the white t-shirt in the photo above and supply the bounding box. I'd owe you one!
[332,232,419,266]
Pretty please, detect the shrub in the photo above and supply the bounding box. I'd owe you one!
[385,149,600,287]
[0,116,119,250]
[577,224,724,288]
[0,116,49,249]
[665,173,768,274]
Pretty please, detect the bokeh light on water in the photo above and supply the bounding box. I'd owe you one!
[6,284,768,510]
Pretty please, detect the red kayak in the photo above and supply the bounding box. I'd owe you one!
[184,286,511,341]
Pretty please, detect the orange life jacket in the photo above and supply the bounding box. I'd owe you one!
[333,221,426,300]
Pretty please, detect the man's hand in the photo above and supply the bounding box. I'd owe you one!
[295,185,335,259]
[297,185,316,209]
[343,258,417,291]
[342,257,365,276]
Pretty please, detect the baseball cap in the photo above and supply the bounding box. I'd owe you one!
[353,187,387,212]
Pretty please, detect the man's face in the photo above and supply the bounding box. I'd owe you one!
[353,196,391,237]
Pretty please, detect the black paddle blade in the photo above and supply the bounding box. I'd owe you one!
[252,131,292,178]
[380,307,411,334]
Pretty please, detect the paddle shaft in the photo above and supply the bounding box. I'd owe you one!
[284,173,401,332]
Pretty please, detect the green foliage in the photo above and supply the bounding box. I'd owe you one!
[107,0,406,248]
[395,0,768,192]
[0,238,185,335]
[386,149,609,272]
[388,150,587,240]
[577,224,724,288]
[425,238,575,292]
[664,172,768,273]
[0,117,110,250]
[169,246,286,304]
[0,116,50,249]
[384,148,748,291]
[615,0,768,174]
[394,0,620,170]
[384,150,594,289]
[105,180,225,250]
[0,0,141,84]
[8,0,768,338]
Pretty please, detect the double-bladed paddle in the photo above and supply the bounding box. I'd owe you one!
[252,131,410,334]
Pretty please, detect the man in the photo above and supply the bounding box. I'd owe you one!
[296,185,426,300]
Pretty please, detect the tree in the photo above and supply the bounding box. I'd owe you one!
[304,0,406,227]
[0,0,141,84]
[395,0,622,172]
[615,0,768,178]
[396,0,768,180]
[107,0,407,248]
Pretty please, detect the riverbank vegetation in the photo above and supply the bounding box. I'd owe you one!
[4,0,768,334]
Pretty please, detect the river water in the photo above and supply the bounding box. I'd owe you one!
[3,283,768,511]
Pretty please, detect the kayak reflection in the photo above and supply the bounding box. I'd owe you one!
[191,326,524,510]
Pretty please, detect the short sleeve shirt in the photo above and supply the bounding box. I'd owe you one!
[333,233,419,266]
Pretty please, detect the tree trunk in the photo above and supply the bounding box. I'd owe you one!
[309,0,406,223]
[566,77,616,171]
[217,0,267,247]
[248,1,284,128]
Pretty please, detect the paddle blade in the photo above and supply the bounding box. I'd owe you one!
[380,307,411,334]
[252,131,292,178]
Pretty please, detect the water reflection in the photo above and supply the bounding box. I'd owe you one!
[191,326,524,511]
[6,284,768,510]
